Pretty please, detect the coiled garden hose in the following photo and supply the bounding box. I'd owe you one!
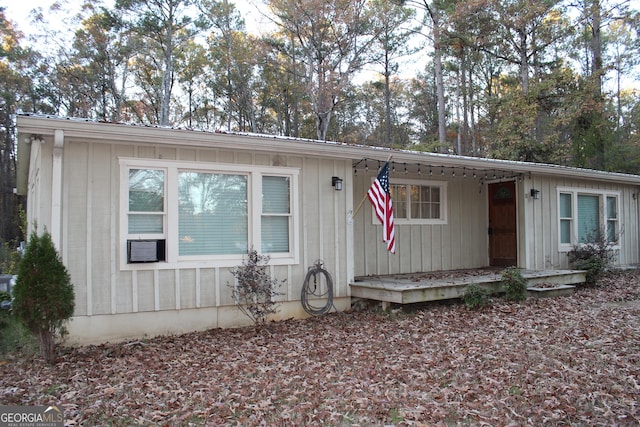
[301,259,335,316]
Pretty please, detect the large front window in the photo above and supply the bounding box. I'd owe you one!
[121,159,298,267]
[558,188,620,248]
[178,172,248,256]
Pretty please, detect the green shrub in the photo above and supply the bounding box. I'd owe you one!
[567,230,615,285]
[228,249,284,326]
[462,284,490,309]
[12,229,75,364]
[1,208,27,275]
[0,311,38,356]
[0,240,22,275]
[501,267,527,302]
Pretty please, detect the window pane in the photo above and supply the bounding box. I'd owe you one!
[607,196,617,219]
[178,172,248,255]
[129,214,163,234]
[409,185,441,219]
[411,186,429,219]
[560,219,571,244]
[607,220,617,243]
[129,169,164,234]
[262,176,291,253]
[431,187,440,203]
[129,169,164,212]
[410,185,422,218]
[263,176,290,214]
[577,195,599,243]
[430,203,440,219]
[559,193,572,218]
[262,216,289,252]
[391,185,406,218]
[422,186,431,202]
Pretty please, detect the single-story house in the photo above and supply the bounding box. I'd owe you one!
[15,114,640,344]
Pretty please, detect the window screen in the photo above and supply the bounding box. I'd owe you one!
[607,196,618,243]
[128,169,165,234]
[559,193,572,244]
[261,176,290,253]
[577,194,599,243]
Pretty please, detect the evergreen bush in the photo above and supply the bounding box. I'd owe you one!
[12,229,75,364]
[501,267,527,302]
[462,284,490,309]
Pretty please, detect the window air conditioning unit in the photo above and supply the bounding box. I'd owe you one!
[127,239,166,263]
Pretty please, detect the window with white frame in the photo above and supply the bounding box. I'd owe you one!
[389,180,447,224]
[557,188,619,248]
[128,168,165,236]
[121,159,298,267]
[261,176,291,253]
[178,172,248,256]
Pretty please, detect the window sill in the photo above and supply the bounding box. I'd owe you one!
[120,255,298,271]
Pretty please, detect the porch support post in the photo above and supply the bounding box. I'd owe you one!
[51,129,64,250]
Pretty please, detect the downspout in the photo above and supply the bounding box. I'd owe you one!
[51,129,64,251]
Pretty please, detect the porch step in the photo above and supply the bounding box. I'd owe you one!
[350,269,586,304]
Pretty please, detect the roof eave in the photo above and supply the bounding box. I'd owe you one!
[16,115,640,186]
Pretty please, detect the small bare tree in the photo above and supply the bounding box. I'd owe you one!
[228,249,285,325]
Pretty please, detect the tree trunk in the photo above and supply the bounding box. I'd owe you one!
[316,111,332,141]
[384,50,392,146]
[469,62,477,156]
[39,329,57,365]
[461,47,469,155]
[160,19,174,126]
[590,0,603,98]
[519,28,529,93]
[455,65,462,155]
[432,7,447,152]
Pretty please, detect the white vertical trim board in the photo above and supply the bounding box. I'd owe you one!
[86,142,93,316]
[175,269,181,310]
[196,268,201,308]
[51,129,64,249]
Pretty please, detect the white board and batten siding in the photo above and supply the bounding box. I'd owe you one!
[17,117,353,344]
[353,169,488,277]
[355,169,640,276]
[521,174,639,270]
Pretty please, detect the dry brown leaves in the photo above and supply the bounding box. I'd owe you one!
[1,271,640,426]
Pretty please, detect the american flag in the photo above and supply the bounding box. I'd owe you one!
[367,162,396,253]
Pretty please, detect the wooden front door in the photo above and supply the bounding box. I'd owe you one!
[488,181,517,266]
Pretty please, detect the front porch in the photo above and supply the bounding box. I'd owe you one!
[350,268,586,306]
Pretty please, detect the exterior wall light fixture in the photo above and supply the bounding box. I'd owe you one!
[530,188,540,199]
[332,176,343,191]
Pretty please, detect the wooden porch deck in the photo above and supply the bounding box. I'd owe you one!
[350,268,586,305]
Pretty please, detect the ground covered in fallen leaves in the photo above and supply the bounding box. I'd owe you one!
[2,271,640,426]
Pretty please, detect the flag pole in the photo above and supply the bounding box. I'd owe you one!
[352,155,392,217]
